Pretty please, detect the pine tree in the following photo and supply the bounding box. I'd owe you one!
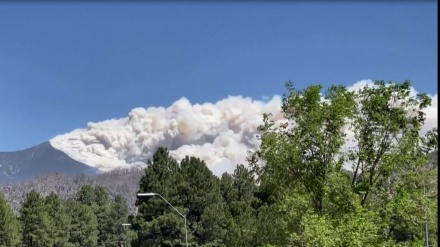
[94,186,112,246]
[76,185,113,246]
[179,156,227,246]
[0,192,21,247]
[66,198,99,247]
[20,190,54,247]
[220,165,257,246]
[104,195,132,247]
[132,147,185,247]
[44,192,72,247]
[75,185,96,207]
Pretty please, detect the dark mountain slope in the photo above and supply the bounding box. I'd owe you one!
[0,142,99,184]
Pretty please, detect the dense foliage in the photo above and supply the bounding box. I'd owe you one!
[1,185,132,247]
[247,80,438,247]
[0,80,437,247]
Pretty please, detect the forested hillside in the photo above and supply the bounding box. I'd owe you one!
[1,167,144,214]
[0,81,437,247]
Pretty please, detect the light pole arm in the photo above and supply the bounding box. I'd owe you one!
[156,193,188,247]
[156,193,186,219]
[138,192,188,247]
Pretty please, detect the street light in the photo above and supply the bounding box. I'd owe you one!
[120,224,132,247]
[137,193,188,247]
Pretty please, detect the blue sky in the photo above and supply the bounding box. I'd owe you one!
[0,2,437,151]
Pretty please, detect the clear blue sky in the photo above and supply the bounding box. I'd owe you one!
[0,2,437,151]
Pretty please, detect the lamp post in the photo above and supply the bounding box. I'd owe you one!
[137,193,188,247]
[121,223,131,228]
[120,223,132,247]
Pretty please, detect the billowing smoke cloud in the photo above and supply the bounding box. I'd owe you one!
[50,80,438,176]
[50,95,285,175]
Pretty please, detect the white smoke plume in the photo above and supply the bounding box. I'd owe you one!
[50,80,437,176]
[50,95,285,176]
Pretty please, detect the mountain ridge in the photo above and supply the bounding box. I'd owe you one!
[0,142,100,184]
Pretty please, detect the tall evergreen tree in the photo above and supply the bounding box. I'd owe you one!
[179,156,227,246]
[76,185,97,207]
[132,147,185,247]
[20,190,54,247]
[44,192,72,247]
[220,165,257,246]
[94,186,112,246]
[0,192,21,247]
[66,198,99,247]
[75,184,114,246]
[103,195,131,247]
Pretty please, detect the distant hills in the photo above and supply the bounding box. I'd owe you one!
[0,141,145,213]
[0,142,100,184]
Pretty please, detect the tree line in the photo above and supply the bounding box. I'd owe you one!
[1,167,144,215]
[1,80,437,246]
[0,185,131,247]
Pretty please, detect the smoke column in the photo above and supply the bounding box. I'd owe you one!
[49,80,438,176]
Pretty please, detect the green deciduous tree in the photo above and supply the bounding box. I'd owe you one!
[250,82,356,217]
[347,81,438,244]
[348,81,436,205]
[249,80,437,246]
